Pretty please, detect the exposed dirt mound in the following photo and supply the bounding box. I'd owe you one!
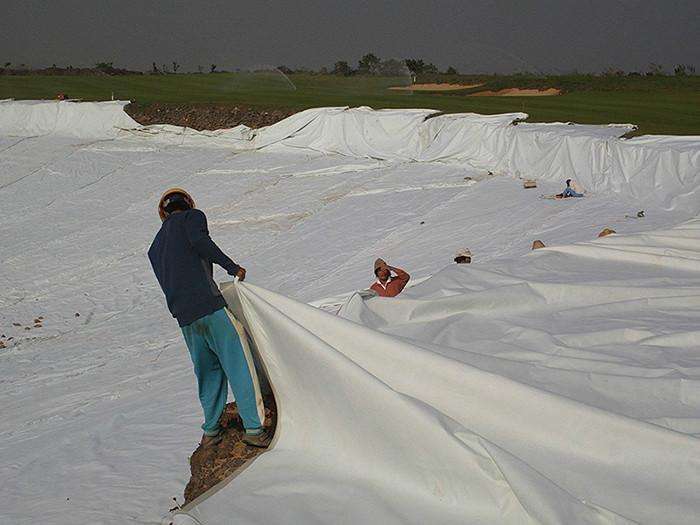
[184,394,277,505]
[389,82,484,91]
[126,103,295,131]
[469,87,561,97]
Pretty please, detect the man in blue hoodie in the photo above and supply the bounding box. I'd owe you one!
[148,188,270,448]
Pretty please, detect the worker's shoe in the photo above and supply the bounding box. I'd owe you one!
[200,431,223,448]
[242,428,272,448]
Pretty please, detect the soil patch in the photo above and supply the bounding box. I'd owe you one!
[389,82,484,91]
[125,103,295,131]
[184,394,277,505]
[469,87,561,97]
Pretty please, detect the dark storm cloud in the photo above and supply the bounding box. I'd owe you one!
[1,0,698,73]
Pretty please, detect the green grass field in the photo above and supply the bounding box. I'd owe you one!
[1,72,699,135]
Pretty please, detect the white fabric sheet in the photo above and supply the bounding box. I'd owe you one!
[1,101,699,524]
[0,99,138,138]
[175,220,700,525]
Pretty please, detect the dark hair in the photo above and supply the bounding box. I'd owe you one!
[566,179,572,186]
[163,193,192,214]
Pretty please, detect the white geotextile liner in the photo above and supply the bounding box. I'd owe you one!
[249,109,698,215]
[0,100,139,138]
[1,101,699,214]
[175,219,700,525]
[1,101,699,523]
[138,106,699,215]
[257,109,699,215]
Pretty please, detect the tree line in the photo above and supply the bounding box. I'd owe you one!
[1,57,696,77]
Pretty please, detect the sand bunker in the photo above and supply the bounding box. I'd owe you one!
[470,87,561,97]
[389,83,484,91]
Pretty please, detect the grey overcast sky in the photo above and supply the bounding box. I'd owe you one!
[2,0,699,74]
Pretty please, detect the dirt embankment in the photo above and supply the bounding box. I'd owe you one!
[388,84,560,96]
[126,103,295,131]
[389,82,484,91]
[184,393,277,505]
[469,87,561,97]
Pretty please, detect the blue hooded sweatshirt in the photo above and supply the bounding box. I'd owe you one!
[148,209,240,327]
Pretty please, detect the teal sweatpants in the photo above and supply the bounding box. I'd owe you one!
[181,308,262,435]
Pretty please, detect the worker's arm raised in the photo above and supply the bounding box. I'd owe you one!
[386,266,410,297]
[184,209,241,276]
[390,266,410,283]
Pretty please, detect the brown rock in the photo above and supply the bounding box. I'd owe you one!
[532,240,546,250]
[598,228,616,237]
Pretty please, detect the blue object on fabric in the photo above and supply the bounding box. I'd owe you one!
[181,308,263,434]
[148,209,240,327]
[563,187,584,198]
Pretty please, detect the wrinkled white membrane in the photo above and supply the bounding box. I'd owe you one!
[0,102,698,524]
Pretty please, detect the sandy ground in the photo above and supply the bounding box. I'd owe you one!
[389,82,484,91]
[469,87,561,96]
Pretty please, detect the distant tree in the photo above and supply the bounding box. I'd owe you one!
[332,61,352,76]
[445,66,458,75]
[51,63,57,68]
[377,58,408,76]
[603,67,625,77]
[4,62,11,68]
[197,65,204,74]
[404,58,425,75]
[210,64,217,73]
[319,66,328,75]
[358,53,380,74]
[95,62,113,70]
[277,65,293,74]
[423,62,439,74]
[152,62,159,74]
[162,63,169,73]
[172,61,180,73]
